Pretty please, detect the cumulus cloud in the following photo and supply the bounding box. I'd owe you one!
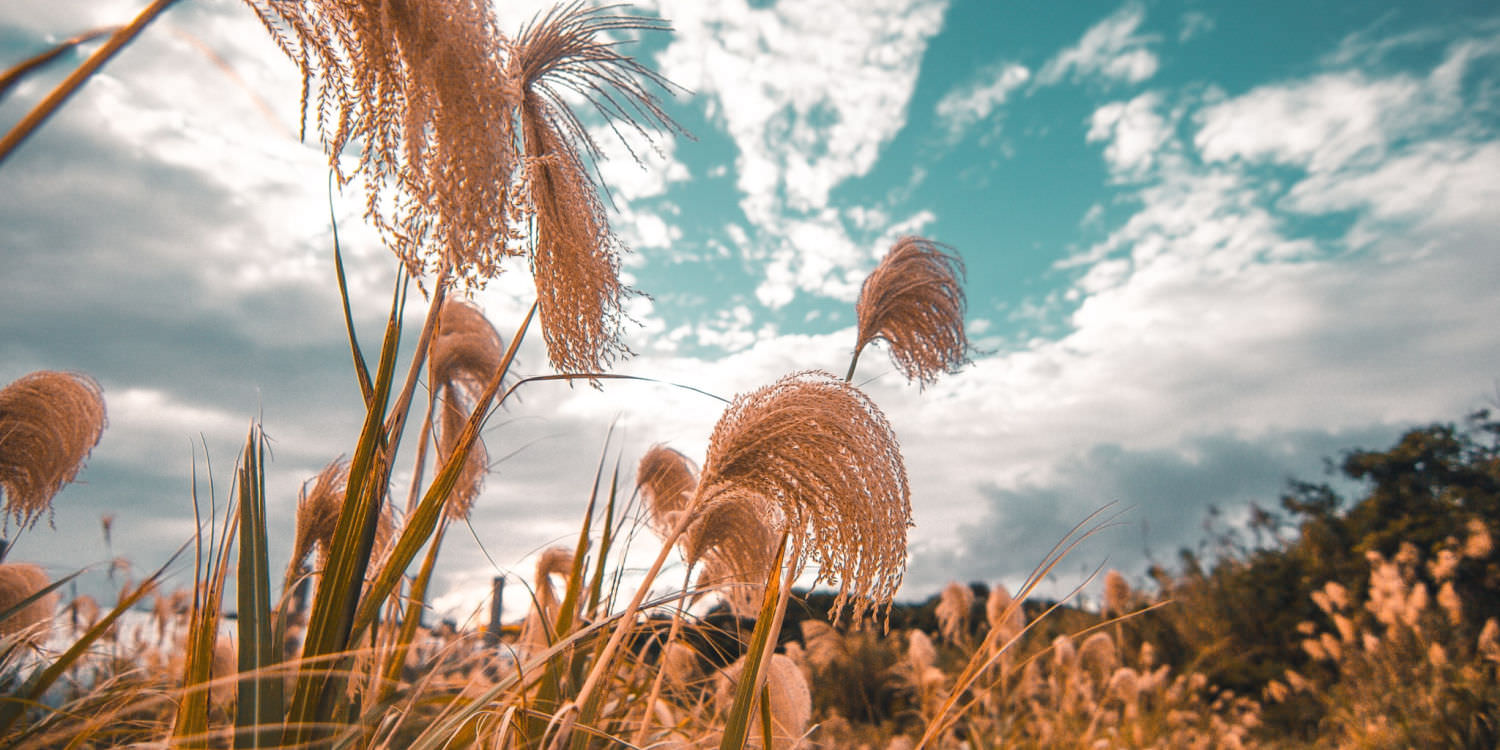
[1037,2,1160,87]
[1086,91,1173,177]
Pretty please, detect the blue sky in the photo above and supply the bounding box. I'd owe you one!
[3,0,1499,621]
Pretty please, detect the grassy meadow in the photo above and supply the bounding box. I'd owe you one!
[2,1,1499,748]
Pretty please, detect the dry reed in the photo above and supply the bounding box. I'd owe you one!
[428,298,504,518]
[684,490,780,616]
[0,562,55,645]
[692,370,911,625]
[851,237,968,385]
[0,371,107,530]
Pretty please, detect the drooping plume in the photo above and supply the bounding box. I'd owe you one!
[0,371,106,530]
[683,489,781,617]
[635,444,698,537]
[243,0,523,287]
[851,236,969,386]
[693,370,911,625]
[290,459,395,573]
[427,298,504,519]
[508,4,683,374]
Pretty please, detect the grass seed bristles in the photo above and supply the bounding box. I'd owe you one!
[0,371,107,531]
[692,370,912,626]
[848,236,969,386]
[242,0,520,288]
[288,458,350,579]
[935,581,974,645]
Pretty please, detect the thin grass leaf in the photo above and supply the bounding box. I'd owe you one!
[349,302,535,645]
[173,457,242,748]
[330,175,373,406]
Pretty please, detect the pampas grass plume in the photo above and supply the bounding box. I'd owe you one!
[428,298,504,518]
[693,370,911,625]
[0,562,55,645]
[0,371,106,529]
[637,444,698,536]
[852,236,968,386]
[935,581,973,643]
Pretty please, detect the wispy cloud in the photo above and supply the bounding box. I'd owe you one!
[933,62,1031,144]
[1037,2,1160,87]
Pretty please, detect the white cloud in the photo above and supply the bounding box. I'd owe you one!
[652,0,948,307]
[1087,92,1172,177]
[1194,72,1459,173]
[1038,2,1159,87]
[934,62,1031,143]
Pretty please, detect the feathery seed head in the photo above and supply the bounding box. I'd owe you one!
[508,4,684,375]
[0,371,106,530]
[1465,517,1493,559]
[935,581,973,643]
[685,491,780,616]
[636,444,698,537]
[853,236,969,386]
[0,563,55,645]
[1103,569,1131,616]
[428,298,505,518]
[292,458,351,570]
[692,370,912,626]
[1079,631,1119,678]
[907,628,937,673]
[244,0,521,288]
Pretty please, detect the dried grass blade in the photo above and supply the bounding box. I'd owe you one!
[288,273,406,742]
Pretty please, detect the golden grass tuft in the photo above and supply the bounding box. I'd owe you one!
[636,444,698,537]
[852,236,969,386]
[0,562,55,645]
[692,370,911,625]
[242,0,521,287]
[716,652,812,749]
[428,298,504,518]
[0,371,106,530]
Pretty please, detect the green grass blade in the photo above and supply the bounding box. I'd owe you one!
[349,302,535,644]
[720,534,789,750]
[288,272,405,742]
[235,422,284,747]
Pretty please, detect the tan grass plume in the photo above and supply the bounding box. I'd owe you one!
[0,562,55,645]
[935,581,973,644]
[243,0,520,288]
[428,298,504,518]
[692,370,911,625]
[508,4,682,374]
[683,489,780,616]
[850,236,969,385]
[636,444,698,537]
[0,371,106,530]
